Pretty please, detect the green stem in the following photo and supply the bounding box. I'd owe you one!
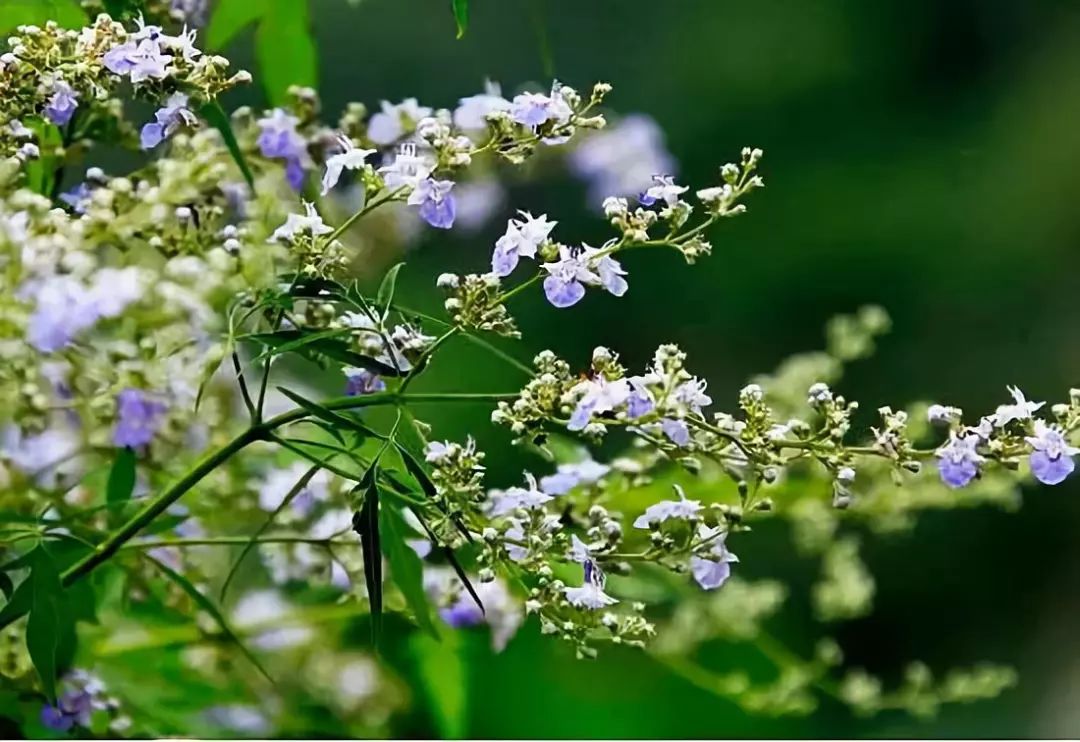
[51,391,516,599]
[121,535,357,550]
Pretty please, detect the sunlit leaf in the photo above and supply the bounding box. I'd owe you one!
[411,628,468,738]
[451,0,469,38]
[256,0,318,105]
[206,0,268,49]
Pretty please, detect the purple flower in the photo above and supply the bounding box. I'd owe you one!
[660,418,692,447]
[114,388,167,448]
[936,433,983,489]
[60,182,92,214]
[539,459,609,495]
[367,98,432,145]
[453,83,511,130]
[1026,420,1079,485]
[38,672,104,732]
[510,85,572,130]
[344,368,385,396]
[487,473,553,517]
[257,109,308,189]
[583,245,628,297]
[26,276,98,352]
[690,525,739,590]
[408,177,456,229]
[626,377,655,419]
[43,81,78,126]
[542,246,599,308]
[125,39,173,83]
[140,93,196,150]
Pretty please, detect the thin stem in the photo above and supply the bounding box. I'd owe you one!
[122,535,356,550]
[398,326,461,394]
[231,351,257,420]
[325,187,405,245]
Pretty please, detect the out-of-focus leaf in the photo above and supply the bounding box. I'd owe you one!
[255,332,404,376]
[247,327,353,361]
[256,0,318,105]
[106,447,137,507]
[376,262,405,317]
[143,553,276,686]
[411,628,468,738]
[200,101,256,189]
[220,464,321,601]
[206,0,268,49]
[451,0,469,38]
[0,572,12,601]
[352,465,382,646]
[101,0,143,21]
[379,500,437,636]
[0,0,86,35]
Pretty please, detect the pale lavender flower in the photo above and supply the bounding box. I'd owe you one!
[1026,420,1079,486]
[367,98,432,145]
[408,177,456,229]
[540,458,610,495]
[487,473,553,516]
[43,80,78,126]
[510,89,570,129]
[568,114,676,205]
[936,433,983,489]
[626,377,656,419]
[633,485,702,528]
[26,275,98,352]
[564,535,617,609]
[491,211,556,276]
[426,570,523,651]
[257,109,308,189]
[60,182,92,214]
[674,378,712,413]
[992,386,1045,427]
[567,376,631,431]
[582,245,628,297]
[103,41,139,75]
[320,135,375,195]
[660,418,692,447]
[127,39,173,82]
[690,525,739,590]
[454,81,512,130]
[114,389,167,448]
[542,245,599,308]
[638,174,687,208]
[344,367,385,396]
[140,93,196,149]
[452,178,506,232]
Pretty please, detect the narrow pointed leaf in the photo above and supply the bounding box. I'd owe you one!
[376,262,405,317]
[143,553,276,686]
[451,0,469,38]
[379,500,437,636]
[200,101,256,189]
[353,465,382,646]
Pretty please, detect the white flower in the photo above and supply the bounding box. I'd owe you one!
[321,135,375,195]
[992,386,1045,427]
[633,485,702,529]
[271,201,333,243]
[367,98,432,145]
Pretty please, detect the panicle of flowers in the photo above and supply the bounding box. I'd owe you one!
[436,271,519,337]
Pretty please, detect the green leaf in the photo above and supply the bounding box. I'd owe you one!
[256,0,318,105]
[253,331,405,376]
[143,553,276,686]
[101,0,144,21]
[0,576,32,628]
[395,442,473,545]
[376,262,405,317]
[379,500,437,636]
[451,0,469,38]
[247,327,353,361]
[206,0,268,49]
[352,466,382,646]
[200,101,256,189]
[26,547,74,705]
[411,628,468,738]
[409,508,484,616]
[0,0,86,36]
[277,387,384,440]
[106,447,137,506]
[0,572,12,601]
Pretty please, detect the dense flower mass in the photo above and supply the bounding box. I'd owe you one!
[0,8,1065,737]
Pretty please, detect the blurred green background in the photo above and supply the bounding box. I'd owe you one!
[218,0,1080,736]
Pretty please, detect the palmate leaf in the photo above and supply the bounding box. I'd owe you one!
[352,465,382,647]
